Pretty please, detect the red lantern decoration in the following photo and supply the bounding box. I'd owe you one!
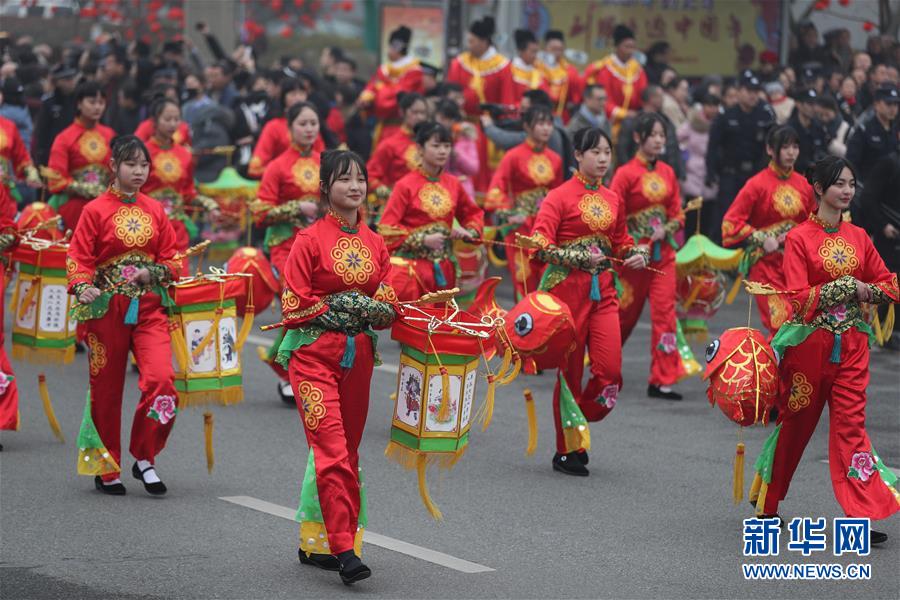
[16,202,61,242]
[502,291,576,372]
[150,21,162,32]
[340,0,355,11]
[80,6,99,18]
[225,247,279,315]
[863,21,875,32]
[279,25,293,38]
[703,327,778,427]
[168,7,184,20]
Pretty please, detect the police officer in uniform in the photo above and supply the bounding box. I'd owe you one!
[32,64,78,167]
[787,88,828,174]
[846,84,899,185]
[705,71,775,243]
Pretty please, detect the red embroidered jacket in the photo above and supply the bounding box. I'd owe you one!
[134,118,192,147]
[610,154,684,245]
[248,117,326,178]
[44,118,115,197]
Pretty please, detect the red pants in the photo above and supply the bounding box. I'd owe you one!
[288,331,374,554]
[265,238,294,381]
[551,271,623,454]
[0,268,18,431]
[58,197,89,232]
[763,328,900,520]
[86,294,177,480]
[617,246,685,386]
[747,255,791,337]
[389,257,456,302]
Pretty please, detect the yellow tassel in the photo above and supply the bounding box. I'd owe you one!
[755,482,769,515]
[416,454,443,520]
[235,305,255,351]
[478,375,495,431]
[256,345,269,363]
[496,347,512,381]
[725,274,743,305]
[177,387,244,407]
[524,389,538,456]
[749,472,762,505]
[437,367,451,422]
[683,282,703,310]
[18,280,39,321]
[204,412,214,474]
[389,392,397,402]
[733,442,745,505]
[38,373,64,443]
[384,440,419,470]
[872,308,884,346]
[497,354,521,385]
[169,319,189,372]
[882,304,895,343]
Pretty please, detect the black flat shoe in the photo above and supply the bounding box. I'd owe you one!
[298,548,341,571]
[278,381,294,405]
[94,476,126,495]
[648,384,683,401]
[552,452,589,476]
[871,530,888,545]
[576,450,589,465]
[338,555,371,585]
[132,462,167,495]
[75,341,86,354]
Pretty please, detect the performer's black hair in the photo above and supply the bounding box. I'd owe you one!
[522,104,554,128]
[398,92,426,113]
[633,112,666,144]
[805,156,858,199]
[319,149,367,204]
[572,127,612,155]
[75,80,106,104]
[414,121,452,146]
[110,134,150,165]
[766,125,800,163]
[280,77,307,112]
[286,101,320,128]
[149,96,180,121]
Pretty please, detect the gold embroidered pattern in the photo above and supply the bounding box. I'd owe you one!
[768,294,789,330]
[578,193,613,231]
[817,237,859,278]
[78,130,107,163]
[330,236,375,286]
[403,144,420,172]
[154,151,183,184]
[527,153,555,186]
[283,299,326,322]
[374,281,398,303]
[641,171,668,202]
[281,288,301,311]
[297,381,327,431]
[291,157,319,194]
[418,182,452,219]
[788,372,813,412]
[87,333,107,376]
[772,184,802,218]
[112,206,153,247]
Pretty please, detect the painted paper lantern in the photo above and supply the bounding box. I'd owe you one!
[703,327,778,427]
[16,202,62,241]
[503,291,576,372]
[168,272,254,406]
[10,241,77,364]
[225,246,279,315]
[677,269,727,339]
[197,167,259,262]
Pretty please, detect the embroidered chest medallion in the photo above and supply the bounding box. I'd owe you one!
[113,205,153,247]
[578,193,613,231]
[330,236,375,286]
[772,184,802,218]
[817,236,859,278]
[291,158,319,194]
[641,171,668,202]
[78,130,107,163]
[418,182,452,219]
[527,153,555,186]
[154,151,183,184]
[403,144,420,172]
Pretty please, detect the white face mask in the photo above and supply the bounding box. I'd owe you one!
[538,51,557,67]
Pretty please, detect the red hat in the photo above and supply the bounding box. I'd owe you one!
[760,50,778,65]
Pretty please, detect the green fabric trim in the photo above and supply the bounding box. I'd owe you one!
[558,373,587,428]
[264,223,295,252]
[174,374,243,392]
[275,327,380,368]
[172,299,237,314]
[538,263,570,292]
[675,320,698,365]
[389,426,469,452]
[295,449,368,527]
[11,333,74,348]
[753,423,782,484]
[872,447,898,487]
[173,213,199,240]
[401,345,473,365]
[17,263,67,277]
[76,390,103,449]
[70,285,172,322]
[47,193,69,212]
[772,321,876,359]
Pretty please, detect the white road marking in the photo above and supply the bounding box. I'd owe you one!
[219,495,494,573]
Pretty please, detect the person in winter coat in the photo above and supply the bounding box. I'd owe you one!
[677,92,721,239]
[434,99,479,200]
[816,96,850,157]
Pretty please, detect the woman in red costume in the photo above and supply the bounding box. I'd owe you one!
[134,114,191,147]
[0,112,41,211]
[750,156,899,544]
[0,184,20,450]
[529,127,647,476]
[253,101,322,402]
[275,150,398,584]
[248,78,326,179]
[43,81,115,231]
[365,93,427,212]
[485,104,562,300]
[143,98,220,273]
[611,113,686,401]
[446,16,516,198]
[67,135,182,496]
[378,122,484,301]
[722,126,816,336]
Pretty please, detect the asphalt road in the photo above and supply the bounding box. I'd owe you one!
[1,268,898,599]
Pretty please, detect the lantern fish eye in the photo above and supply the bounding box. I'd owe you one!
[514,313,534,337]
[705,339,720,363]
